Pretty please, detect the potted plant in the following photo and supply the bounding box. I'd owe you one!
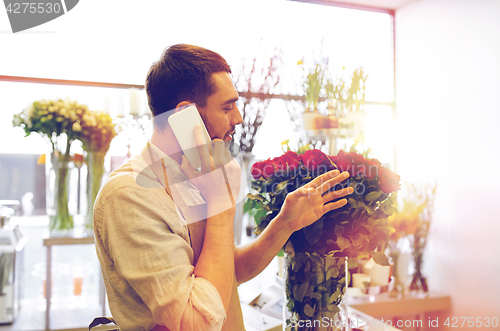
[13,98,88,232]
[326,67,368,138]
[300,62,324,131]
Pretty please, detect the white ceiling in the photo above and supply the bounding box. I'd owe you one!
[304,0,417,11]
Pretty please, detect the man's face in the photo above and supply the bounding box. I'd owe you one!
[197,72,243,142]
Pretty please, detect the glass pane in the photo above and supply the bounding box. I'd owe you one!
[1,0,393,103]
[0,81,150,156]
[250,99,296,160]
[363,104,395,167]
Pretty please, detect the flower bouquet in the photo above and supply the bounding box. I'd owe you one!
[78,110,117,230]
[405,183,436,295]
[386,186,421,297]
[245,146,400,330]
[13,98,88,232]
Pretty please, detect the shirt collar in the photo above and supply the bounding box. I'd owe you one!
[145,140,207,208]
[147,141,188,184]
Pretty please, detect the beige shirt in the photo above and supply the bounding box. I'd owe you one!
[94,142,244,331]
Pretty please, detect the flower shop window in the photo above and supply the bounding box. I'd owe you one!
[233,1,395,168]
[0,80,150,216]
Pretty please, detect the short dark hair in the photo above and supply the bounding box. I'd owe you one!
[145,44,231,127]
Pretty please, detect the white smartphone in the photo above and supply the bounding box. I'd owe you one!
[168,105,212,169]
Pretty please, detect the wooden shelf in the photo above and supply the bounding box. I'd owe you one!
[43,236,94,247]
[350,292,452,317]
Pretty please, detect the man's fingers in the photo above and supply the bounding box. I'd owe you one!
[322,187,354,202]
[193,124,212,171]
[213,139,225,169]
[306,170,340,190]
[224,142,232,163]
[323,198,348,213]
[179,155,198,179]
[318,171,350,195]
[287,187,314,203]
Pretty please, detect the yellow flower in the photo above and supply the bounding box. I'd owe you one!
[72,122,82,132]
[60,107,68,117]
[37,154,46,165]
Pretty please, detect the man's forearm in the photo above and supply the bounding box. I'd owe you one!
[234,214,292,284]
[193,205,236,312]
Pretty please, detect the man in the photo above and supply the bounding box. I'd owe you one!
[94,44,353,330]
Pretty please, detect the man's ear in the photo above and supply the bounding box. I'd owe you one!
[174,101,195,113]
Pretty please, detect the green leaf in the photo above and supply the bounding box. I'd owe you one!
[310,292,322,300]
[316,270,324,284]
[371,251,390,266]
[303,219,324,246]
[303,303,315,317]
[255,220,268,235]
[348,198,357,208]
[360,201,374,214]
[304,260,311,273]
[292,284,299,300]
[296,282,309,302]
[243,199,256,213]
[325,257,336,271]
[326,266,339,280]
[385,206,398,215]
[307,253,323,265]
[277,249,284,257]
[336,236,351,251]
[355,226,370,235]
[365,191,382,201]
[284,241,295,256]
[262,204,271,211]
[328,267,340,278]
[276,181,288,192]
[329,289,342,304]
[334,225,344,236]
[327,304,340,313]
[247,193,264,201]
[347,259,359,269]
[254,208,268,225]
[286,300,294,313]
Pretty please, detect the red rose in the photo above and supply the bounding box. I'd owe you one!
[271,156,284,171]
[301,149,334,173]
[251,159,277,179]
[348,152,365,165]
[378,166,401,194]
[348,152,367,177]
[335,150,351,173]
[364,158,381,180]
[280,151,300,172]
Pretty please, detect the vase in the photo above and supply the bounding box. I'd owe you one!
[284,253,347,331]
[409,251,428,295]
[47,152,74,233]
[388,252,404,298]
[85,151,106,230]
[301,109,320,131]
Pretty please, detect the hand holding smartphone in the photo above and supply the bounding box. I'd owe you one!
[168,105,212,169]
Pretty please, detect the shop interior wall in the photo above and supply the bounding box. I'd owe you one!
[395,0,500,320]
